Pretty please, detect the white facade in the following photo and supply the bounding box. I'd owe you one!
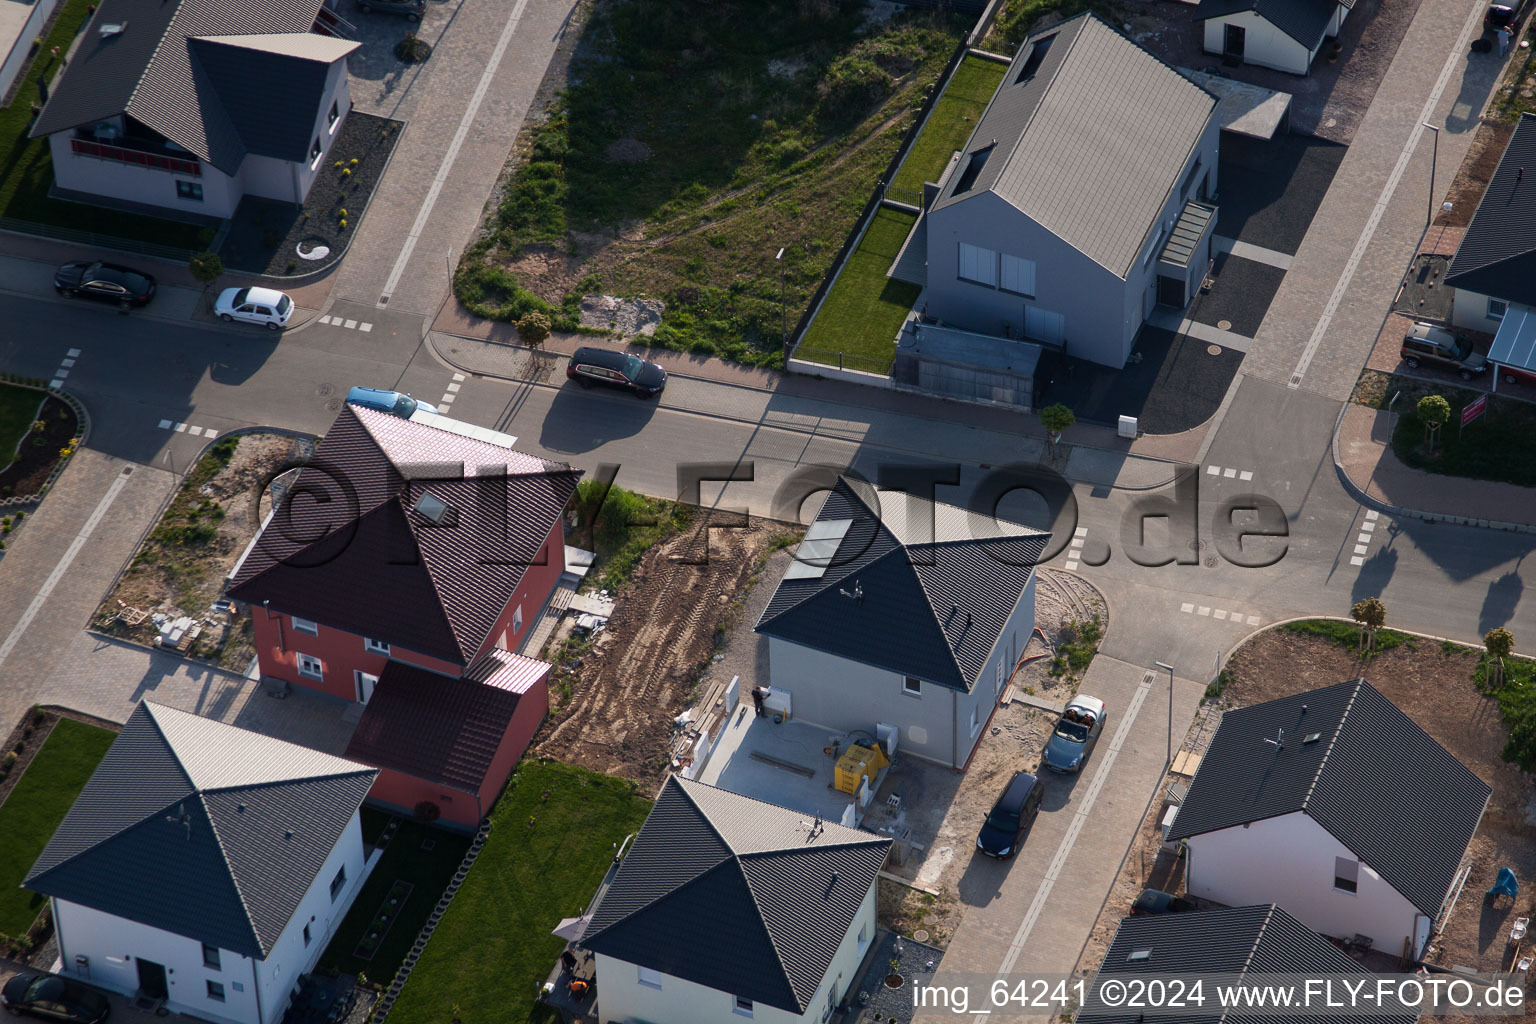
[1201,12,1318,75]
[1183,811,1429,957]
[52,812,372,1024]
[594,882,876,1024]
[1451,286,1508,332]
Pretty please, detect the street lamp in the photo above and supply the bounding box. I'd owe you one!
[775,247,787,358]
[1155,662,1175,767]
[1422,123,1440,229]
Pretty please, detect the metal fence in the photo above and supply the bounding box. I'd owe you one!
[793,347,902,375]
[0,217,198,263]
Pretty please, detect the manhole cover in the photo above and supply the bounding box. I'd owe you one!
[316,383,334,397]
[912,930,930,943]
[1205,554,1220,568]
[1188,539,1207,552]
[326,399,342,412]
[1326,117,1338,128]
[1217,319,1232,331]
[1207,344,1222,356]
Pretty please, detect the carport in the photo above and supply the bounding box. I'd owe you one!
[1488,303,1536,388]
[1178,68,1291,140]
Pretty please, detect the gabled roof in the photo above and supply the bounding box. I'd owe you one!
[25,703,375,960]
[29,0,357,172]
[1166,680,1490,916]
[344,651,549,791]
[1079,905,1420,1024]
[1192,0,1344,48]
[227,405,581,667]
[931,14,1217,278]
[583,777,890,1013]
[1445,112,1536,306]
[755,478,1048,692]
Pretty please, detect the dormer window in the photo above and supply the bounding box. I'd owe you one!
[1015,34,1055,83]
[415,492,449,523]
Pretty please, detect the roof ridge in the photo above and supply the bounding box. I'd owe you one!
[200,768,379,795]
[1299,678,1361,813]
[195,789,267,956]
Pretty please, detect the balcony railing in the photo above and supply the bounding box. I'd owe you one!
[70,138,201,177]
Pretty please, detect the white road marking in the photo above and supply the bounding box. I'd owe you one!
[452,373,466,382]
[1361,520,1376,532]
[446,383,461,393]
[1206,465,1219,475]
[1223,467,1236,478]
[359,322,374,332]
[66,348,80,357]
[1351,556,1366,566]
[1205,464,1256,482]
[1366,510,1380,521]
[1198,606,1211,616]
[439,393,456,405]
[1214,609,1228,620]
[174,423,187,432]
[1239,470,1253,481]
[1247,615,1260,626]
[188,426,203,437]
[319,315,332,324]
[1181,603,1194,614]
[60,359,75,368]
[49,380,63,389]
[344,319,357,329]
[158,420,172,430]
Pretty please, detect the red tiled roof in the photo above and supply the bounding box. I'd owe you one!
[227,406,581,665]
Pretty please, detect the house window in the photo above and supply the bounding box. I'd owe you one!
[1488,298,1508,321]
[1180,157,1204,201]
[297,653,324,681]
[970,705,980,737]
[637,966,663,990]
[995,660,1006,695]
[203,944,220,969]
[328,100,341,132]
[958,243,997,287]
[176,180,203,202]
[364,637,390,656]
[303,923,312,947]
[1334,856,1359,894]
[207,982,225,1003]
[512,605,524,634]
[999,253,1035,297]
[857,923,870,955]
[310,136,323,169]
[734,996,754,1017]
[330,866,347,901]
[903,677,922,697]
[291,617,319,636]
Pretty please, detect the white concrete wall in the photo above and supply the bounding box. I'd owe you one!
[1451,287,1506,331]
[1201,12,1317,75]
[48,132,242,218]
[51,812,369,1024]
[1184,811,1424,954]
[594,882,877,1024]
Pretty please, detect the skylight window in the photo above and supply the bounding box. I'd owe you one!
[1127,949,1152,962]
[415,492,449,524]
[953,145,995,195]
[1015,34,1055,83]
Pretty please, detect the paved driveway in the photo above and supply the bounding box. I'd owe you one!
[1217,133,1348,256]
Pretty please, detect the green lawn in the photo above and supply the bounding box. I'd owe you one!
[0,0,205,249]
[318,818,472,984]
[0,386,45,468]
[0,718,116,936]
[1378,377,1536,487]
[385,761,651,1024]
[797,207,921,373]
[889,55,1008,197]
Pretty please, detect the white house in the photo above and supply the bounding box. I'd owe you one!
[581,777,891,1024]
[24,702,379,1024]
[29,0,359,219]
[1167,680,1490,959]
[754,478,1049,770]
[1193,0,1354,75]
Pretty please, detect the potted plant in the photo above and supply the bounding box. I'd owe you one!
[885,956,903,988]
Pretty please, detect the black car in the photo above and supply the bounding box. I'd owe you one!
[1486,0,1533,32]
[358,0,424,19]
[976,771,1043,859]
[566,346,667,397]
[54,261,156,307]
[1,972,110,1024]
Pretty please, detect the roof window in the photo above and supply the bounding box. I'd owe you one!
[1015,34,1055,83]
[414,491,450,524]
[953,144,995,195]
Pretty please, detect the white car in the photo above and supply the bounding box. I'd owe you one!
[215,286,294,330]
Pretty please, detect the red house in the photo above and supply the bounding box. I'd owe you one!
[227,404,582,827]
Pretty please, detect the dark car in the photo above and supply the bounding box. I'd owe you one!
[1041,695,1107,773]
[357,0,423,19]
[1,972,110,1024]
[53,261,156,307]
[976,771,1043,859]
[1401,322,1487,379]
[566,346,668,397]
[1486,0,1533,32]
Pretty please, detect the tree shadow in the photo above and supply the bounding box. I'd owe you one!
[1478,567,1524,636]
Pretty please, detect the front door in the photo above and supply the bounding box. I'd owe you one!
[1224,23,1246,57]
[1157,274,1186,308]
[136,958,168,1000]
[355,670,378,703]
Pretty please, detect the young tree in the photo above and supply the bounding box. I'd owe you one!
[1416,394,1450,453]
[516,310,552,349]
[1039,403,1075,454]
[1485,627,1515,690]
[1350,596,1386,653]
[188,251,224,291]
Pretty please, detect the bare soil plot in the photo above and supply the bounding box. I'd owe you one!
[1437,119,1514,228]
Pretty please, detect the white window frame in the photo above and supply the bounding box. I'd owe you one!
[297,653,324,681]
[309,136,323,170]
[902,676,922,697]
[1488,298,1508,321]
[291,616,319,636]
[512,604,524,634]
[733,995,754,1018]
[637,966,663,990]
[970,704,981,738]
[999,253,1036,297]
[857,923,870,955]
[330,866,347,901]
[958,243,998,287]
[1333,856,1359,894]
[364,637,390,656]
[328,99,341,134]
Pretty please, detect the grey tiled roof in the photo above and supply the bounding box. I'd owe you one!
[1445,112,1536,306]
[583,777,890,1013]
[1166,680,1490,915]
[25,703,375,960]
[932,14,1216,278]
[755,479,1048,692]
[29,0,354,172]
[227,405,581,666]
[1193,0,1340,48]
[1080,905,1420,1024]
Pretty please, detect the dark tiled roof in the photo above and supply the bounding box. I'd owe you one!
[30,0,354,172]
[1080,905,1420,1024]
[583,778,890,1013]
[227,406,581,667]
[1193,0,1340,48]
[25,703,375,960]
[755,479,1047,692]
[344,651,548,790]
[1167,680,1490,915]
[1445,113,1536,306]
[190,35,355,162]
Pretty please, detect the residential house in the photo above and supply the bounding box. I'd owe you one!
[24,702,378,1024]
[582,776,891,1024]
[1445,111,1536,387]
[1078,904,1420,1024]
[226,404,581,826]
[923,14,1220,368]
[1193,0,1354,75]
[29,0,360,219]
[754,478,1049,770]
[1166,679,1490,958]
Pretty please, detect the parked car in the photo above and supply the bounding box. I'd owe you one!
[976,771,1043,859]
[1041,695,1107,773]
[1485,0,1533,33]
[1131,888,1195,915]
[1,972,110,1024]
[53,260,156,307]
[346,386,438,419]
[566,347,667,397]
[215,286,294,330]
[1401,322,1487,379]
[358,0,424,18]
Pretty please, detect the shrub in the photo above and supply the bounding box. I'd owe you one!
[816,54,893,125]
[516,310,552,347]
[454,261,552,323]
[188,251,224,286]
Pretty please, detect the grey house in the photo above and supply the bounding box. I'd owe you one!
[923,14,1220,368]
[755,478,1049,770]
